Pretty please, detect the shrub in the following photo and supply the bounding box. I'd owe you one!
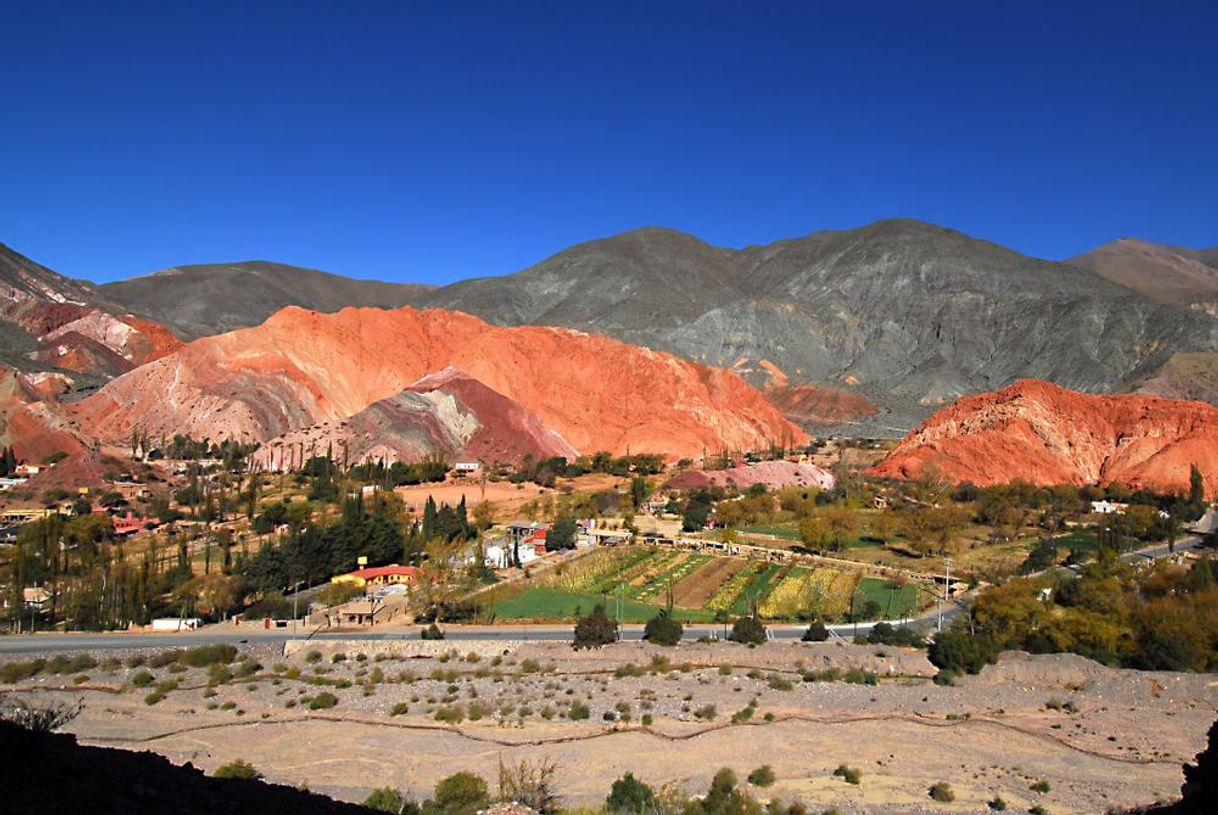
[928,629,998,675]
[987,796,1007,811]
[305,650,323,663]
[421,623,446,640]
[607,772,656,813]
[0,659,46,684]
[214,758,261,780]
[802,620,829,642]
[1030,780,1051,794]
[143,691,165,705]
[933,669,957,686]
[747,765,776,787]
[1029,806,1048,815]
[308,691,338,710]
[181,644,238,667]
[929,782,955,802]
[131,669,155,688]
[47,654,98,675]
[364,787,409,813]
[568,702,590,720]
[833,765,861,785]
[728,615,767,645]
[148,650,180,669]
[641,713,653,726]
[693,704,717,720]
[615,663,646,678]
[843,668,877,685]
[433,771,489,815]
[391,702,409,716]
[643,609,683,646]
[0,697,83,731]
[572,604,618,649]
[207,664,232,685]
[767,674,794,691]
[435,705,465,724]
[866,621,924,647]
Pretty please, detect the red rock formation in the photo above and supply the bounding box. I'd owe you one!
[766,383,879,427]
[33,310,182,374]
[0,367,88,464]
[76,306,804,459]
[665,460,836,492]
[251,367,578,470]
[871,379,1218,497]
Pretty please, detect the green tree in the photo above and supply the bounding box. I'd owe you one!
[728,613,767,645]
[572,604,618,649]
[1191,464,1206,506]
[364,787,409,813]
[213,758,261,779]
[433,771,489,815]
[643,608,683,646]
[606,773,656,814]
[549,515,578,551]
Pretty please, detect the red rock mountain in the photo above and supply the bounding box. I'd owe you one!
[250,367,578,469]
[0,367,88,464]
[76,306,805,459]
[871,379,1218,497]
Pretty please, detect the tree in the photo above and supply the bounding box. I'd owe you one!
[798,515,830,553]
[683,499,711,532]
[497,756,561,814]
[643,608,683,646]
[549,515,578,551]
[823,507,860,552]
[606,773,656,814]
[728,612,767,645]
[687,768,762,815]
[433,771,489,815]
[801,620,828,642]
[364,787,409,813]
[213,758,261,780]
[572,604,618,649]
[1191,464,1206,506]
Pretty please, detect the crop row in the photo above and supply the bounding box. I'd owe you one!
[635,554,711,603]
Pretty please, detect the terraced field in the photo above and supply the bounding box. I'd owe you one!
[489,546,929,622]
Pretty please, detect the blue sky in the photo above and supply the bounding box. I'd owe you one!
[3,1,1216,285]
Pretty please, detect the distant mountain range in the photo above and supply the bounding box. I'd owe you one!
[98,260,435,340]
[4,221,1217,432]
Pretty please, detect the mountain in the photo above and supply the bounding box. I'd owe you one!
[420,220,1218,427]
[74,305,804,459]
[0,244,180,383]
[1069,238,1218,314]
[100,260,435,340]
[251,367,579,469]
[870,379,1218,497]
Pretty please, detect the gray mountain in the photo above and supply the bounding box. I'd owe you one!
[100,260,435,340]
[1069,237,1218,313]
[420,220,1218,427]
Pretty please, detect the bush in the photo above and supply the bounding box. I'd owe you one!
[434,771,489,815]
[643,609,683,646]
[866,622,923,647]
[305,650,323,663]
[843,668,877,685]
[607,772,656,813]
[928,782,955,802]
[928,629,998,675]
[572,604,619,650]
[801,620,829,642]
[181,644,238,667]
[693,704,717,721]
[832,765,861,785]
[364,787,409,813]
[391,702,409,716]
[131,669,155,687]
[0,697,83,731]
[568,702,590,720]
[421,623,446,640]
[988,797,1007,811]
[728,615,767,645]
[308,691,338,710]
[1030,780,1051,793]
[47,654,98,675]
[0,659,46,684]
[214,758,261,780]
[143,691,165,705]
[747,765,776,787]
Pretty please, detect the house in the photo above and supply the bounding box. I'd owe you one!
[330,564,421,591]
[22,586,49,610]
[0,477,28,491]
[485,541,541,568]
[111,511,147,536]
[1090,500,1127,515]
[454,461,481,474]
[14,464,42,476]
[1,507,61,523]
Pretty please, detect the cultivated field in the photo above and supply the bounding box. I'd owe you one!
[486,547,929,623]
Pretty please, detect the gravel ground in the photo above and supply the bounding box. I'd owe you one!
[2,640,1214,814]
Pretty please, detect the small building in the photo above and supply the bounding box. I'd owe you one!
[1,507,60,523]
[331,564,421,590]
[0,477,28,491]
[1090,500,1127,515]
[23,586,50,610]
[454,461,481,474]
[14,464,42,476]
[111,511,147,536]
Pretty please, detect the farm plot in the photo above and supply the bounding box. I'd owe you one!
[729,563,784,615]
[758,566,813,618]
[670,557,746,608]
[541,547,652,594]
[704,561,765,613]
[634,554,710,602]
[854,576,919,619]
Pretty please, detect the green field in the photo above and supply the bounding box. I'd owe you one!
[1052,528,1139,552]
[492,587,715,623]
[488,546,928,623]
[853,577,918,618]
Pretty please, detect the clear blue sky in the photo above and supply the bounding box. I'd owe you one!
[3,1,1216,285]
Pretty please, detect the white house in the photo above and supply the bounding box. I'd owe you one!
[1090,500,1127,515]
[455,461,480,474]
[485,541,541,568]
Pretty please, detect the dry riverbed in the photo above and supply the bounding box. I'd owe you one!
[2,639,1214,814]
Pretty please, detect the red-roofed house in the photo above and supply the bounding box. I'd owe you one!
[331,564,421,590]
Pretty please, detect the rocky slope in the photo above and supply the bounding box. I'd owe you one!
[250,367,579,469]
[870,379,1218,496]
[100,260,435,340]
[420,220,1218,425]
[1070,238,1218,314]
[0,366,89,464]
[0,245,181,383]
[76,306,805,459]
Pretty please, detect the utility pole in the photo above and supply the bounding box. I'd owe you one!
[291,579,304,639]
[937,557,953,632]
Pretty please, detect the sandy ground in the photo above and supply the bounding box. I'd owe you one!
[395,473,627,521]
[3,641,1213,814]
